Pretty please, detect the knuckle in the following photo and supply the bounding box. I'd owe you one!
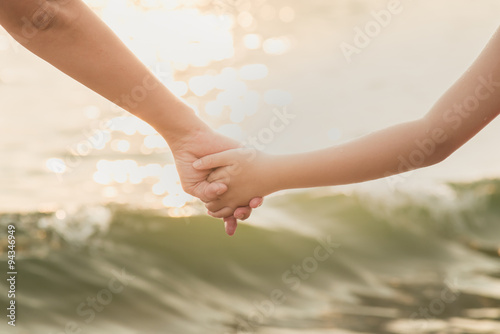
[219,171,231,184]
[206,202,219,211]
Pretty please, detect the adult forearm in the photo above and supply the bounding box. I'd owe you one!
[0,0,205,144]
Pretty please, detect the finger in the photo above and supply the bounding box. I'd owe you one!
[208,207,235,219]
[206,200,226,213]
[203,182,227,201]
[192,150,236,170]
[207,168,231,183]
[249,197,264,209]
[224,216,238,236]
[233,206,252,220]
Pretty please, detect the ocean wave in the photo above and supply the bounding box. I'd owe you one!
[1,179,499,333]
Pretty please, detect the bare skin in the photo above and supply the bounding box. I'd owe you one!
[0,0,262,235]
[195,26,500,219]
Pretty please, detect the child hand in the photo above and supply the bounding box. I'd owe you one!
[193,148,276,218]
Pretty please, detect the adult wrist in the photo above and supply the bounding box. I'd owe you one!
[153,106,210,150]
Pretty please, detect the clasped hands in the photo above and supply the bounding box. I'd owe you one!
[170,125,270,236]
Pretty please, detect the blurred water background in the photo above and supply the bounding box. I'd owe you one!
[0,0,500,333]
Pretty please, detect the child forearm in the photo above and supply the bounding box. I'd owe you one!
[271,119,434,190]
[197,27,500,219]
[272,27,500,191]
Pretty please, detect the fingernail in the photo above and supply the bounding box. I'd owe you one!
[193,160,202,168]
[235,214,244,219]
